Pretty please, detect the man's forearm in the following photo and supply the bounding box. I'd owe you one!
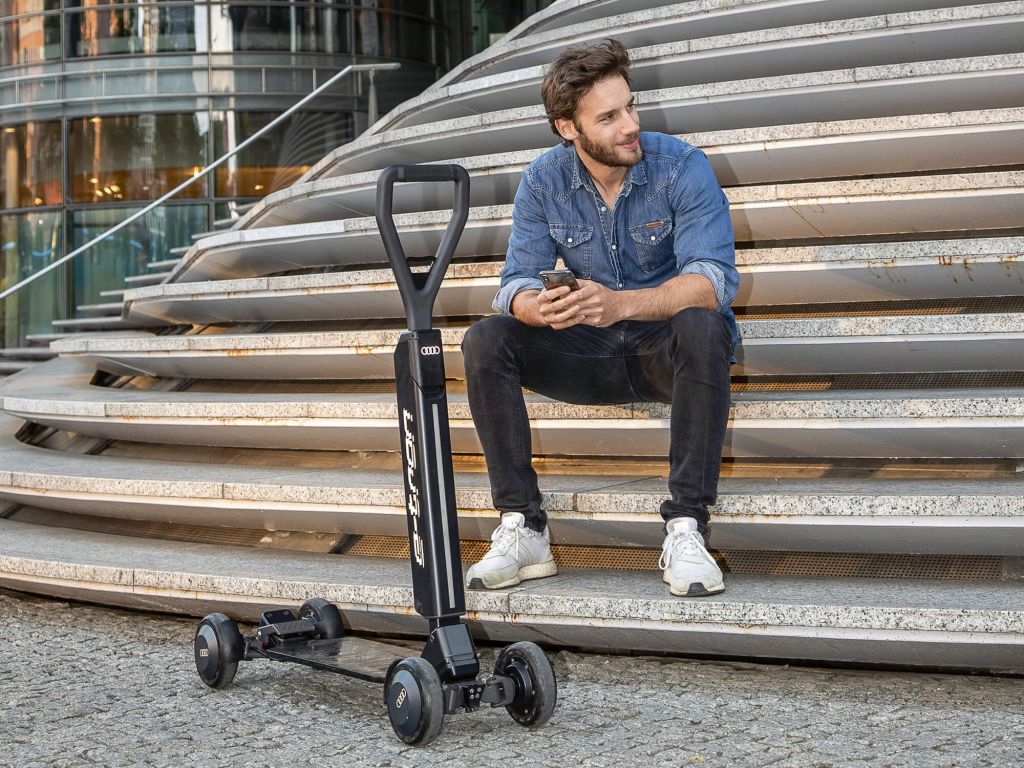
[615,274,717,321]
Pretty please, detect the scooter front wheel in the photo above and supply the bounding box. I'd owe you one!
[494,641,557,727]
[194,613,244,689]
[384,657,445,746]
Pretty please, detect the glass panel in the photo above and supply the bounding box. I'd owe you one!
[0,209,63,346]
[66,3,201,58]
[70,204,207,307]
[213,109,353,198]
[68,112,209,202]
[355,6,433,63]
[1,121,62,210]
[209,3,349,54]
[0,13,61,67]
[0,0,61,16]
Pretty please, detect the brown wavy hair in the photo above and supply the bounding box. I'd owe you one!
[541,39,633,147]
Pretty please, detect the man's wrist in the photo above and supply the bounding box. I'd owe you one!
[511,289,544,326]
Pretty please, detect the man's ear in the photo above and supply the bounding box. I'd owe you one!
[554,118,577,144]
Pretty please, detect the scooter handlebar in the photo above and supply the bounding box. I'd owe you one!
[376,164,470,332]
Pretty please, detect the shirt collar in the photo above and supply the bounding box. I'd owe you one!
[570,145,649,195]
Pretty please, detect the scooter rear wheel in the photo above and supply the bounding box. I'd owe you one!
[384,657,444,746]
[495,641,557,727]
[298,598,344,639]
[194,613,244,689]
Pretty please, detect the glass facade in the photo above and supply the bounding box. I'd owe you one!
[0,1,551,346]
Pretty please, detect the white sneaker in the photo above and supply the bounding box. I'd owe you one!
[465,513,557,590]
[660,517,725,597]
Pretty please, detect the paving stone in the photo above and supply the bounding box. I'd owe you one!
[0,589,1021,768]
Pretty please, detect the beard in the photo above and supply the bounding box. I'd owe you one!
[574,123,643,168]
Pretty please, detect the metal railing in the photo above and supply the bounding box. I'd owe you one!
[0,61,400,303]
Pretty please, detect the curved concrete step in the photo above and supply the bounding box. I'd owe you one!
[1,519,1020,672]
[243,110,1024,229]
[5,359,1023,458]
[53,309,1024,381]
[112,237,1024,333]
[114,274,1024,378]
[308,54,1024,179]
[386,5,1024,131]
[166,172,1024,284]
[0,433,1021,554]
[441,0,976,87]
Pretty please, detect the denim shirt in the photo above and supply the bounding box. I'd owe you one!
[494,132,739,349]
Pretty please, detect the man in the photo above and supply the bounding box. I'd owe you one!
[461,39,738,597]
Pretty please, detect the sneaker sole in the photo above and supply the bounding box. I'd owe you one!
[663,573,725,597]
[468,559,558,590]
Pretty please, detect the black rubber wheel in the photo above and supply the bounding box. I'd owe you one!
[298,598,344,640]
[384,657,445,746]
[494,641,557,727]
[194,613,244,689]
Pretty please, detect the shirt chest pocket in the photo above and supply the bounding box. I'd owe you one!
[628,219,673,272]
[548,224,593,278]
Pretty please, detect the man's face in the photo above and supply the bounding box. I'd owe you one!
[560,75,641,169]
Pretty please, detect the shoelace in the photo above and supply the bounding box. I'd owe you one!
[488,520,523,560]
[658,528,704,570]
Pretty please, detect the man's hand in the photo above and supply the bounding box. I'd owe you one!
[573,279,623,327]
[511,273,716,328]
[512,286,587,329]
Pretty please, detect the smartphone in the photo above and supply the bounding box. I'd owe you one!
[539,268,580,292]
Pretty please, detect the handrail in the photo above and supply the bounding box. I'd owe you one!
[0,61,400,302]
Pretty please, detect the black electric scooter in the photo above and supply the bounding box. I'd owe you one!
[192,164,557,746]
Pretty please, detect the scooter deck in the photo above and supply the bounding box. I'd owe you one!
[262,636,401,683]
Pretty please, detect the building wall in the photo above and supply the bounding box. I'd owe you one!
[0,0,453,346]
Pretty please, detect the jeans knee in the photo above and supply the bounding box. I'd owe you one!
[462,315,518,372]
[668,307,730,363]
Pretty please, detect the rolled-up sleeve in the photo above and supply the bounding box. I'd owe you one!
[670,149,738,313]
[493,174,556,316]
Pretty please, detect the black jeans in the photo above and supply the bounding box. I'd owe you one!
[462,307,733,538]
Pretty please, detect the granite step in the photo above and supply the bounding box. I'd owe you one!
[309,54,1024,178]
[242,110,1024,229]
[117,259,1024,358]
[0,347,58,361]
[74,302,123,316]
[146,258,181,271]
[50,316,142,332]
[1,518,1020,672]
[0,414,1020,554]
[52,307,1024,381]
[123,272,171,287]
[4,358,1023,458]
[385,5,1024,130]
[168,171,1024,284]
[439,0,975,88]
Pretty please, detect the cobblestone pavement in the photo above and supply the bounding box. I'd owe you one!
[1,589,1021,768]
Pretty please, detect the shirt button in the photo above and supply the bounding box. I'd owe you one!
[611,244,617,250]
[618,283,623,288]
[567,237,573,243]
[600,207,607,212]
[651,236,656,241]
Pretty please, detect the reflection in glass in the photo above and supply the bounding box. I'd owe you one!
[0,13,61,67]
[355,4,433,63]
[210,3,349,54]
[0,210,63,346]
[67,3,202,58]
[213,110,353,198]
[70,204,207,307]
[68,113,208,202]
[1,121,62,210]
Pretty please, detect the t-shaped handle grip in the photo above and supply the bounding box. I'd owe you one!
[375,164,470,331]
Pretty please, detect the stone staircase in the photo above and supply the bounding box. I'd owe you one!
[1,0,1022,673]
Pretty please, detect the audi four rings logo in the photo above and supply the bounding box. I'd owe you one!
[420,345,441,356]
